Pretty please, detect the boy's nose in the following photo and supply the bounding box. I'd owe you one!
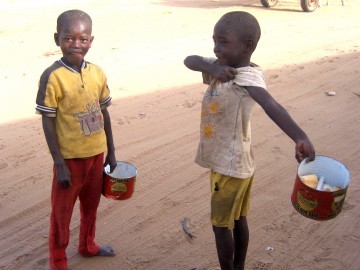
[72,39,81,47]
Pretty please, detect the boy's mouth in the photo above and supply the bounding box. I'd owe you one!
[69,50,83,55]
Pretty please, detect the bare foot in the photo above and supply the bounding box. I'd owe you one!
[97,245,115,256]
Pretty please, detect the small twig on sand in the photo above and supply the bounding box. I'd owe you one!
[353,92,360,98]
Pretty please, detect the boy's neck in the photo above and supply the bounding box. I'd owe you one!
[231,58,251,68]
[60,57,85,73]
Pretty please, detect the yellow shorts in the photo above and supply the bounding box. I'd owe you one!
[210,170,254,229]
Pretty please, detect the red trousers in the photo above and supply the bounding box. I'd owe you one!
[49,153,104,270]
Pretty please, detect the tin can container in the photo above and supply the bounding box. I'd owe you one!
[291,155,350,220]
[103,161,137,200]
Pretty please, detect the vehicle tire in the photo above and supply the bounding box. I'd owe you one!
[301,0,318,12]
[260,0,278,8]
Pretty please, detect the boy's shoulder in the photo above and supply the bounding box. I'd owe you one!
[39,61,63,84]
[41,61,62,76]
[84,61,107,76]
[233,65,266,89]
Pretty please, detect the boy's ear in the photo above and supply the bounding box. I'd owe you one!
[54,33,60,46]
[245,39,255,51]
[243,39,257,53]
[89,36,94,48]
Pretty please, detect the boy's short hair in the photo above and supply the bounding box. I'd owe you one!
[56,9,92,33]
[219,11,261,45]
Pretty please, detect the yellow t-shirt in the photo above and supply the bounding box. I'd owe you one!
[36,59,111,159]
[195,58,267,178]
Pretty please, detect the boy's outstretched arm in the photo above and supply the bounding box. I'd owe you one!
[102,108,117,173]
[184,55,237,83]
[245,86,315,163]
[42,116,72,188]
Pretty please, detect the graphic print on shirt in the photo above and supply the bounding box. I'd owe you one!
[201,85,220,139]
[74,99,104,136]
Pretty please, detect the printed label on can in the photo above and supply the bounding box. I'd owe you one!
[110,178,131,183]
[111,182,127,193]
[296,190,318,211]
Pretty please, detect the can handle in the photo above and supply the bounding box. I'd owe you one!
[104,164,111,174]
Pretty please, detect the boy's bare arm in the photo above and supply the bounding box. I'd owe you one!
[245,86,315,162]
[102,108,117,172]
[42,116,71,188]
[184,55,236,82]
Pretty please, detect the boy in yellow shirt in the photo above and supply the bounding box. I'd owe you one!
[36,9,117,270]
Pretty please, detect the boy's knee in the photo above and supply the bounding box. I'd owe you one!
[212,225,230,235]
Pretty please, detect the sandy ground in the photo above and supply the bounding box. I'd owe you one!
[1,0,360,269]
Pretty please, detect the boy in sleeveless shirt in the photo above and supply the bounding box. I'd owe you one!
[184,11,315,270]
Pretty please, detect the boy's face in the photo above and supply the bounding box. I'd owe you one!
[54,19,93,69]
[213,21,248,68]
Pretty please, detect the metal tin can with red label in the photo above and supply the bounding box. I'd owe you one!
[291,155,350,221]
[102,161,137,200]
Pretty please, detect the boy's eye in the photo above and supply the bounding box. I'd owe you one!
[213,39,227,45]
[63,37,90,43]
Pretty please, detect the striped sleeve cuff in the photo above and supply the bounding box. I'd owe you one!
[100,96,112,110]
[35,105,57,117]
